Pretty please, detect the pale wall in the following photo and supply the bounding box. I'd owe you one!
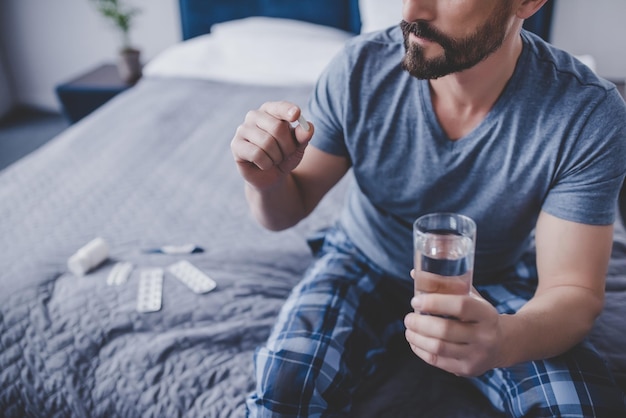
[552,0,626,79]
[0,0,180,111]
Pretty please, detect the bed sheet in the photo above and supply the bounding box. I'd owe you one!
[0,78,343,417]
[1,76,624,417]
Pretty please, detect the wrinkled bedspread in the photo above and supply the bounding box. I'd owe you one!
[0,78,339,417]
[0,77,624,417]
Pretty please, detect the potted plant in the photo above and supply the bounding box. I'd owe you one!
[91,0,142,83]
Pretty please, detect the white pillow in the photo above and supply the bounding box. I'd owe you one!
[359,0,402,33]
[211,16,353,43]
[144,17,354,86]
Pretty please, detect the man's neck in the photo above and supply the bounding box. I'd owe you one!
[429,28,524,140]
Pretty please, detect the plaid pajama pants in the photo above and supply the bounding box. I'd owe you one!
[246,225,626,417]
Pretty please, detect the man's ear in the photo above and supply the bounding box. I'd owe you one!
[516,0,550,20]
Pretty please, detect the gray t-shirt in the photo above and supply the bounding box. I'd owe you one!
[308,27,626,282]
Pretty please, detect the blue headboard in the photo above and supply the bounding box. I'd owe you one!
[179,0,362,40]
[179,0,556,42]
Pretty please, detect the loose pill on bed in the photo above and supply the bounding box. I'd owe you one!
[297,114,310,132]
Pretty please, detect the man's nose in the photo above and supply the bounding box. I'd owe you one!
[402,0,437,23]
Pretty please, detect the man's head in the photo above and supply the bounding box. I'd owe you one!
[401,0,518,79]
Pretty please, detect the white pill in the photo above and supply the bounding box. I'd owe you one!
[297,114,310,132]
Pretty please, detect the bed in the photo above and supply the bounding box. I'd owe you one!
[1,1,624,417]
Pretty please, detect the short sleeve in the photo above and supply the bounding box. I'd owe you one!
[306,47,351,159]
[543,88,626,225]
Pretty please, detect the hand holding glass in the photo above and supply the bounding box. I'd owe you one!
[413,213,476,296]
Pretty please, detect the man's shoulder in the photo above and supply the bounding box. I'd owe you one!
[521,30,616,99]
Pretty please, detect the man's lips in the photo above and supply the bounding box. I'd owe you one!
[409,32,436,45]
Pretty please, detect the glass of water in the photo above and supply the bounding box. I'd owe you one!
[413,213,476,296]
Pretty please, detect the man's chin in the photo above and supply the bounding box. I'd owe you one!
[402,57,450,80]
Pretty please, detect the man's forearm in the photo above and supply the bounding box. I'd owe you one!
[245,174,307,231]
[497,285,604,367]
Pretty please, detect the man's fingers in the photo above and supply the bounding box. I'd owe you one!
[405,328,468,359]
[259,101,300,123]
[259,101,314,146]
[233,122,283,166]
[405,310,472,343]
[231,101,314,182]
[247,110,298,162]
[232,133,275,171]
[407,339,474,377]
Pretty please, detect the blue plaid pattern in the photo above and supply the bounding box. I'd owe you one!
[471,258,626,417]
[246,225,626,417]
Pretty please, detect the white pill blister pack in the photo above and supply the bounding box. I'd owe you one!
[136,268,164,313]
[167,260,216,294]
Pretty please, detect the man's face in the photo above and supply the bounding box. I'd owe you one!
[401,1,515,79]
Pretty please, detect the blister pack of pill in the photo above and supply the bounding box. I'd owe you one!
[167,260,216,294]
[136,268,164,313]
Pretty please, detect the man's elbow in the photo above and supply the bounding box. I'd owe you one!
[581,289,605,333]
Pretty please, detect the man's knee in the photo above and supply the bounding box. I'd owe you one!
[247,346,349,416]
[484,345,626,417]
[248,347,323,414]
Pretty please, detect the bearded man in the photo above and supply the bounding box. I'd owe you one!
[231,0,626,416]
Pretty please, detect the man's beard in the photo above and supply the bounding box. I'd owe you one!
[401,4,513,79]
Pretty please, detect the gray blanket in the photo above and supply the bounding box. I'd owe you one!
[1,77,624,417]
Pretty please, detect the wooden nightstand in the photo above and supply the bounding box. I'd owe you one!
[55,63,138,124]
